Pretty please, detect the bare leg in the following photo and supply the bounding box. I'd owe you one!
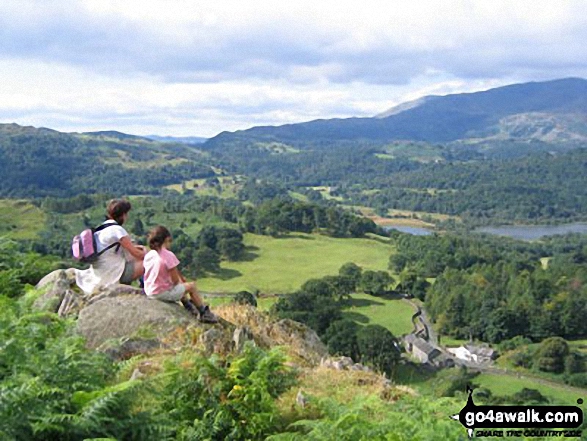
[183,282,204,308]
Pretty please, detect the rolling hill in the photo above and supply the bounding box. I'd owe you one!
[0,124,214,197]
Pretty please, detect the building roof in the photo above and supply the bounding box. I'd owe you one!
[465,344,496,358]
[405,334,439,357]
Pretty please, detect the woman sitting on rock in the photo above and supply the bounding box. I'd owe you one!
[76,199,146,294]
[144,225,218,324]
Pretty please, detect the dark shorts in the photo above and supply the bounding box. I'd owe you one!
[119,261,135,284]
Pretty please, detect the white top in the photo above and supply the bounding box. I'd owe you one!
[75,220,129,294]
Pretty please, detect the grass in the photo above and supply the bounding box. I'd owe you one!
[204,295,277,312]
[569,339,587,355]
[165,175,243,198]
[288,191,309,202]
[0,200,46,240]
[342,293,415,336]
[253,142,300,154]
[198,232,394,294]
[474,373,585,406]
[350,206,436,228]
[439,336,469,347]
[309,186,344,201]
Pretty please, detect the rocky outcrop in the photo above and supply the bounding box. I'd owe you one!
[320,356,372,373]
[214,305,328,365]
[31,270,328,366]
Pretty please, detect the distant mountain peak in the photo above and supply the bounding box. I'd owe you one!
[82,130,151,141]
[375,95,437,119]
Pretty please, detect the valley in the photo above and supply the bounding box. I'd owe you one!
[2,77,587,439]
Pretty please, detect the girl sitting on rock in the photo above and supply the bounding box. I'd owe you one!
[144,225,218,324]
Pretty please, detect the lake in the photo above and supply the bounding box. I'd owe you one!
[475,223,587,240]
[383,225,433,236]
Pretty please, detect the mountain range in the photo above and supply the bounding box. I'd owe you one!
[204,77,587,150]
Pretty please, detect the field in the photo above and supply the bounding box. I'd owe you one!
[342,293,415,336]
[165,175,242,198]
[0,200,46,240]
[349,205,444,228]
[475,373,586,406]
[198,232,394,294]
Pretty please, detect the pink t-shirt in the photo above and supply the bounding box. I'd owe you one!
[144,248,180,296]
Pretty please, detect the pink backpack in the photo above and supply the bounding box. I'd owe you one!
[72,223,120,263]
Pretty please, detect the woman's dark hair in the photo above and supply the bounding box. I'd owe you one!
[148,226,171,250]
[107,199,132,225]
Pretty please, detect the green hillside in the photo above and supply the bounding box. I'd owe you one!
[0,124,214,197]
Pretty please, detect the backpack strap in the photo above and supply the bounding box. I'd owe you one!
[96,242,121,256]
[94,222,119,233]
[94,222,122,256]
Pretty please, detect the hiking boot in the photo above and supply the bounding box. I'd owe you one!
[199,305,219,324]
[181,299,199,317]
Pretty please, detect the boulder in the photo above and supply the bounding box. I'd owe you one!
[35,268,76,290]
[76,296,196,349]
[33,270,72,313]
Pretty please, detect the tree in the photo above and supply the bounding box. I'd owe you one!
[301,279,334,297]
[338,262,362,291]
[234,291,257,307]
[534,337,570,374]
[322,275,355,301]
[132,218,145,236]
[273,292,341,336]
[323,320,360,361]
[193,246,221,276]
[360,271,393,296]
[356,325,400,375]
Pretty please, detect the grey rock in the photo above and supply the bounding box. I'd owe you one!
[332,361,344,370]
[339,356,354,368]
[232,326,254,352]
[33,271,71,313]
[101,338,162,361]
[87,284,144,306]
[35,269,74,290]
[130,368,145,380]
[199,327,229,354]
[296,389,309,408]
[76,296,194,349]
[266,319,327,364]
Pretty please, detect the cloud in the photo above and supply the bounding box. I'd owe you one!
[0,0,587,135]
[3,0,587,84]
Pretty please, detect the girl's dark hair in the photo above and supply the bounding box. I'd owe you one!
[148,226,171,250]
[107,199,132,224]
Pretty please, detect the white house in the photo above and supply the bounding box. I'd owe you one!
[447,344,497,364]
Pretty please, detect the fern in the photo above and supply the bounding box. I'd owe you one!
[267,395,467,441]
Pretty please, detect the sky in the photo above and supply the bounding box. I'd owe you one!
[1,0,586,138]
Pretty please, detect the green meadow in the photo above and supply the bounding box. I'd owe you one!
[342,293,415,336]
[0,200,46,240]
[198,232,393,294]
[475,372,586,406]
